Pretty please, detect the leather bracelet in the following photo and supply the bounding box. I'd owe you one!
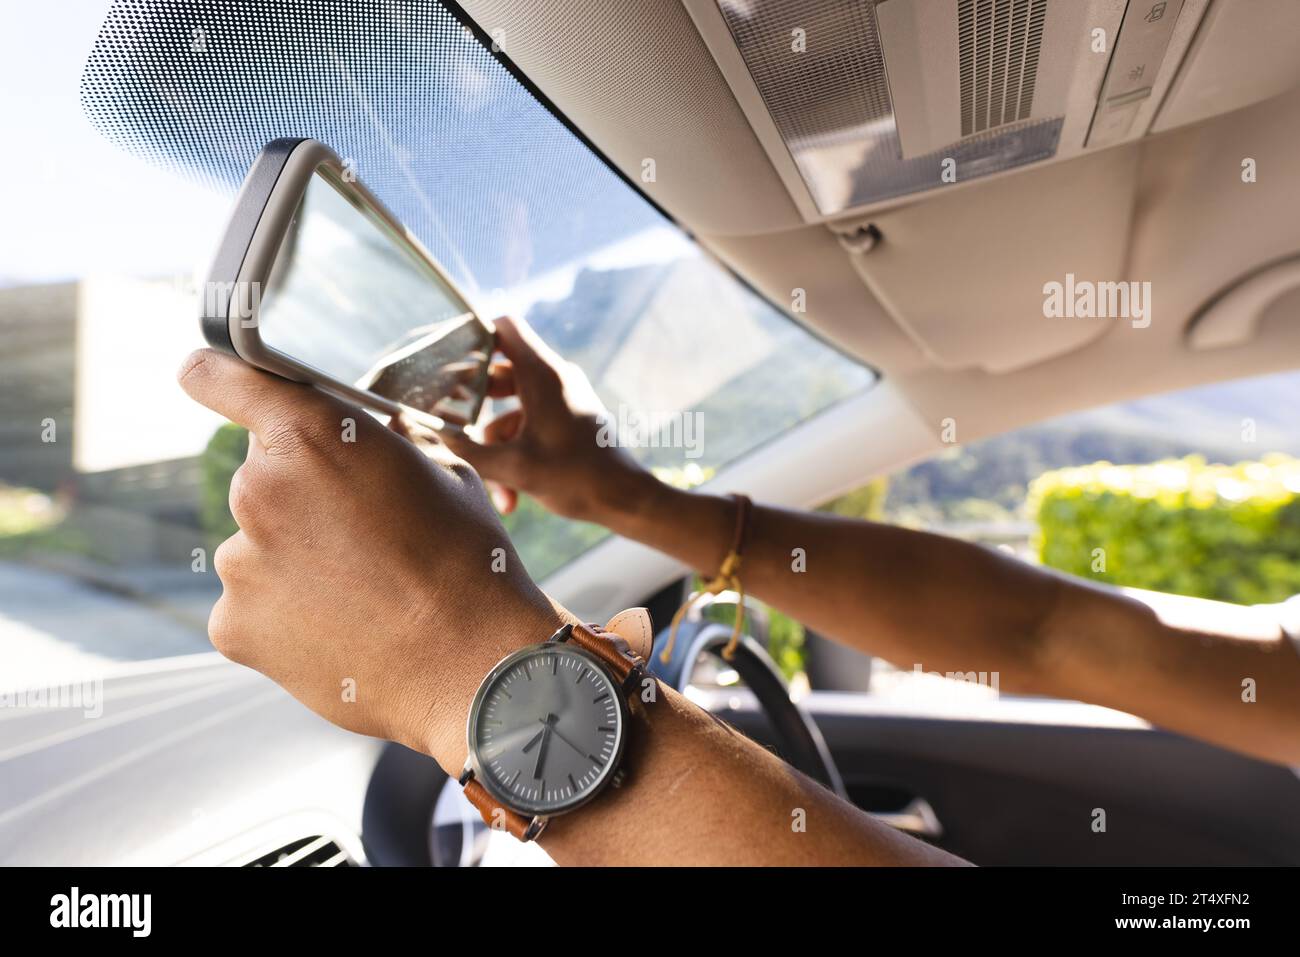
[728,492,754,560]
[660,493,754,663]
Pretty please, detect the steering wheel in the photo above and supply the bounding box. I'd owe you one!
[648,594,847,799]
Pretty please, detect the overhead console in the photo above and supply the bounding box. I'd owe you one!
[1085,0,1190,148]
[672,0,1300,376]
[455,0,1300,377]
[682,0,1299,223]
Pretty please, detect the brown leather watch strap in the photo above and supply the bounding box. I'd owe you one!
[461,775,535,841]
[459,616,650,843]
[566,621,643,685]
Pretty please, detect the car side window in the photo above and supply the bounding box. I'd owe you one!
[799,368,1300,698]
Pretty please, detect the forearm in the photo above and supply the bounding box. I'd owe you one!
[597,473,1059,691]
[539,683,965,865]
[1040,584,1300,766]
[416,597,963,865]
[598,473,1300,766]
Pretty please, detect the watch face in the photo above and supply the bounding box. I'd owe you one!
[467,643,627,817]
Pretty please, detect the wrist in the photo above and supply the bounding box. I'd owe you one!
[414,592,571,775]
[589,472,738,578]
[583,461,674,532]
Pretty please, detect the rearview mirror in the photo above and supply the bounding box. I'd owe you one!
[201,138,493,428]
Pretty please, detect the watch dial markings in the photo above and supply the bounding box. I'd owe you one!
[474,647,623,815]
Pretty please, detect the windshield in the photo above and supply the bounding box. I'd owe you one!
[0,0,872,686]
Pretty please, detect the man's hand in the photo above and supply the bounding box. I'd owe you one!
[177,348,565,772]
[176,348,967,865]
[438,316,659,522]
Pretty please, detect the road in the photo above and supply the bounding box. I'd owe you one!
[0,560,215,692]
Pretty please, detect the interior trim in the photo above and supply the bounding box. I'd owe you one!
[1187,255,1300,350]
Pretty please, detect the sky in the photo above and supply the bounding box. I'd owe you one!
[0,0,232,287]
[0,0,688,299]
[0,0,700,472]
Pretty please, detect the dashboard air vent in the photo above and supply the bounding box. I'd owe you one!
[244,836,354,867]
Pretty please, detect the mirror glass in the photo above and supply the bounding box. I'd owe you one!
[257,164,493,424]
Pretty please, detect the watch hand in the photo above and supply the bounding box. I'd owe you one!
[533,725,552,779]
[520,726,546,754]
[547,722,594,761]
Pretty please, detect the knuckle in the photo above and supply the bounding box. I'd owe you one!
[264,412,337,457]
[444,453,478,482]
[212,536,244,582]
[536,361,565,392]
[207,598,241,660]
[226,466,261,527]
[260,419,310,456]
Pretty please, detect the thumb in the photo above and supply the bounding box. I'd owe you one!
[492,316,566,411]
[484,480,519,515]
[437,408,524,481]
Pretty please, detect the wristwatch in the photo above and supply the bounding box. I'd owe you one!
[459,608,655,842]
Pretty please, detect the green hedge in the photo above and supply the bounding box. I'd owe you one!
[1029,455,1300,604]
[199,423,248,545]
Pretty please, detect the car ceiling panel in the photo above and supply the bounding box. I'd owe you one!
[459,0,1300,442]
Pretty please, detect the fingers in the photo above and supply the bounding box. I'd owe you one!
[386,411,413,441]
[388,409,453,445]
[482,407,525,445]
[438,407,523,478]
[487,360,516,398]
[392,408,518,513]
[177,349,335,440]
[493,315,554,367]
[485,480,518,515]
[491,316,565,411]
[388,411,471,471]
